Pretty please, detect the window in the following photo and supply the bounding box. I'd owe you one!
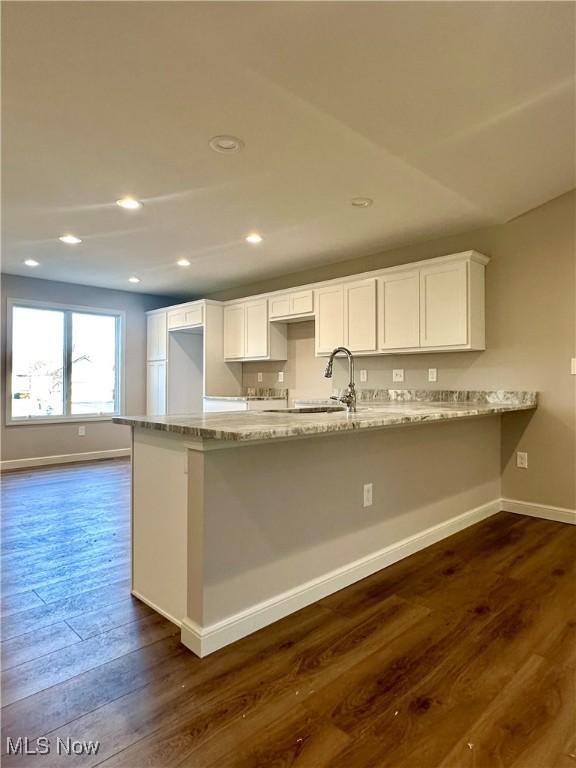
[9,302,123,422]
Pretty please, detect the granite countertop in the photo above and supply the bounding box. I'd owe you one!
[114,390,537,444]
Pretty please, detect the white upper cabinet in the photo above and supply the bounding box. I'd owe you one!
[146,312,167,361]
[345,278,377,353]
[420,261,468,348]
[315,285,345,355]
[268,295,290,319]
[378,270,420,351]
[223,304,246,359]
[224,299,287,361]
[149,251,488,379]
[269,289,314,320]
[167,304,203,331]
[244,300,269,359]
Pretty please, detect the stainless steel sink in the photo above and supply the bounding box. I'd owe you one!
[264,406,346,414]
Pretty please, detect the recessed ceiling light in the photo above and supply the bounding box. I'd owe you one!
[128,276,141,284]
[177,258,191,267]
[59,234,82,244]
[116,197,143,210]
[209,135,244,154]
[351,197,373,208]
[245,233,263,244]
[24,259,39,267]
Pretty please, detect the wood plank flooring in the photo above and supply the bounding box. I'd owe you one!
[1,458,575,767]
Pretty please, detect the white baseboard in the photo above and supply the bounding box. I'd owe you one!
[131,590,182,628]
[0,448,131,472]
[181,497,501,657]
[501,498,576,526]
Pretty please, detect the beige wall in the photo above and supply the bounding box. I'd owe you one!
[0,275,176,462]
[213,192,576,510]
[198,417,500,625]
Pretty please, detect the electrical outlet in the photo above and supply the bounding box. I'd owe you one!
[257,372,263,383]
[571,358,576,375]
[78,426,86,436]
[278,371,284,383]
[363,483,373,508]
[428,368,438,383]
[360,369,368,383]
[392,369,404,383]
[516,451,528,469]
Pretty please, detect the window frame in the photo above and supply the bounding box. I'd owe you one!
[6,298,126,425]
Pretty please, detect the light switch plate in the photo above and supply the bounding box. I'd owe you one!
[392,368,404,383]
[428,368,438,383]
[360,369,368,383]
[516,451,528,469]
[257,372,263,383]
[278,371,284,383]
[571,358,576,375]
[78,426,86,436]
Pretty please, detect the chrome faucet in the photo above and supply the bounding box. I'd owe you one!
[324,346,357,412]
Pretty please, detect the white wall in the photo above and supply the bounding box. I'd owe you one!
[197,416,501,625]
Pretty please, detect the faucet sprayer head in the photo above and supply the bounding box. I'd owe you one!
[324,359,334,378]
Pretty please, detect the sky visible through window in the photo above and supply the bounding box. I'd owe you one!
[11,306,119,419]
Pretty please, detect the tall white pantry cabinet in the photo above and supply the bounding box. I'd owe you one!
[146,311,167,416]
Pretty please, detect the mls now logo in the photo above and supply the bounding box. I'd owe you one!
[6,737,100,756]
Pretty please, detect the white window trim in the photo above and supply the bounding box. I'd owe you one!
[5,298,126,426]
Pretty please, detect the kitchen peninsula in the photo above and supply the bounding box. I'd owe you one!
[115,389,536,657]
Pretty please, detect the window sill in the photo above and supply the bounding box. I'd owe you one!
[5,416,119,427]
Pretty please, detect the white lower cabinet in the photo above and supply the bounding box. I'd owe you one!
[203,398,287,413]
[146,361,166,416]
[378,270,420,351]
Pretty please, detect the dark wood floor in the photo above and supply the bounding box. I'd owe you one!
[1,459,575,767]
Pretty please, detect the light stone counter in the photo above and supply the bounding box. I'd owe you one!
[114,390,536,445]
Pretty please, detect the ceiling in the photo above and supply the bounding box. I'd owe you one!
[3,1,575,297]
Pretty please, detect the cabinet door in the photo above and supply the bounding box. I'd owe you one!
[223,305,245,359]
[420,262,468,347]
[184,306,203,327]
[167,309,188,330]
[244,300,269,359]
[315,286,344,355]
[146,361,166,416]
[269,295,291,319]
[290,290,314,316]
[379,271,420,350]
[167,305,203,330]
[345,279,377,353]
[146,313,167,361]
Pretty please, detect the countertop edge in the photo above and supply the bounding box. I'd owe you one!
[114,398,537,444]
